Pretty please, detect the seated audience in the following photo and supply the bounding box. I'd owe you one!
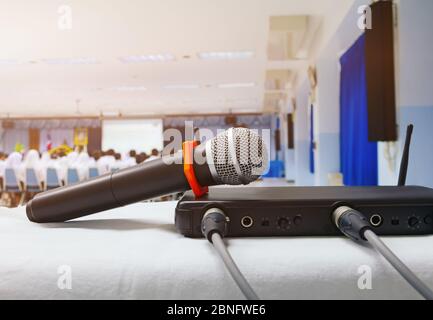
[0,154,6,187]
[18,149,44,183]
[146,149,160,162]
[1,152,23,206]
[97,150,116,174]
[0,145,161,207]
[71,152,95,180]
[5,152,22,170]
[121,150,137,167]
[40,151,62,186]
[136,152,148,164]
[91,150,102,161]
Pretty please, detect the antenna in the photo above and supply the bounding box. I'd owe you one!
[397,124,414,186]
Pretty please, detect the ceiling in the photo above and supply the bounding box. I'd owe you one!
[0,0,354,117]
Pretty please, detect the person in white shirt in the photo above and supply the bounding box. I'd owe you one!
[18,149,43,187]
[0,159,6,181]
[97,150,116,174]
[1,152,23,206]
[56,150,80,183]
[5,152,22,169]
[111,153,128,171]
[121,151,137,168]
[71,152,94,180]
[40,151,62,187]
[88,150,103,177]
[57,153,69,183]
[40,151,50,164]
[66,151,79,166]
[3,151,22,183]
[0,159,5,201]
[145,148,161,162]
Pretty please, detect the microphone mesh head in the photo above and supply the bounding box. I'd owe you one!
[206,128,269,185]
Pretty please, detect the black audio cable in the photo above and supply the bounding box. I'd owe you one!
[201,208,260,300]
[332,206,433,300]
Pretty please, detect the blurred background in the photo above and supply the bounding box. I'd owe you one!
[1,0,432,207]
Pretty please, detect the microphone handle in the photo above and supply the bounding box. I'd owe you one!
[27,147,215,223]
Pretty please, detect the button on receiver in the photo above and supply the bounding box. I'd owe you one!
[277,217,290,230]
[293,215,303,226]
[408,216,419,228]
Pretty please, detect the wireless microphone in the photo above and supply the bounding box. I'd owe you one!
[26,128,268,223]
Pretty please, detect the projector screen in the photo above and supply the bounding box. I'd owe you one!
[102,119,163,154]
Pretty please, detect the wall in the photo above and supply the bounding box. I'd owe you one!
[311,0,433,188]
[294,79,314,185]
[381,0,433,188]
[315,0,433,187]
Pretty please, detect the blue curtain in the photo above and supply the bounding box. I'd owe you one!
[309,104,315,174]
[340,34,378,186]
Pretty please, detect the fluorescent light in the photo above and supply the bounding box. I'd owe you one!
[101,111,120,117]
[198,51,254,60]
[162,84,200,90]
[119,54,175,63]
[126,112,160,116]
[234,108,261,113]
[114,86,147,92]
[42,58,99,65]
[0,59,21,65]
[218,82,256,89]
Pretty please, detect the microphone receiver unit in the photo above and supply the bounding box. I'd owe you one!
[175,186,433,237]
[26,128,268,223]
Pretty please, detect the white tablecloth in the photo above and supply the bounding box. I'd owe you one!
[1,201,432,300]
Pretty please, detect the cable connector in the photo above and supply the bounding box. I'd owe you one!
[201,208,229,242]
[332,206,371,241]
[332,205,433,300]
[201,208,259,300]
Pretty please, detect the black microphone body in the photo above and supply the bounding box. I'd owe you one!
[26,128,268,223]
[27,144,216,223]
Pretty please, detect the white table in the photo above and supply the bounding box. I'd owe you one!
[1,201,432,300]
